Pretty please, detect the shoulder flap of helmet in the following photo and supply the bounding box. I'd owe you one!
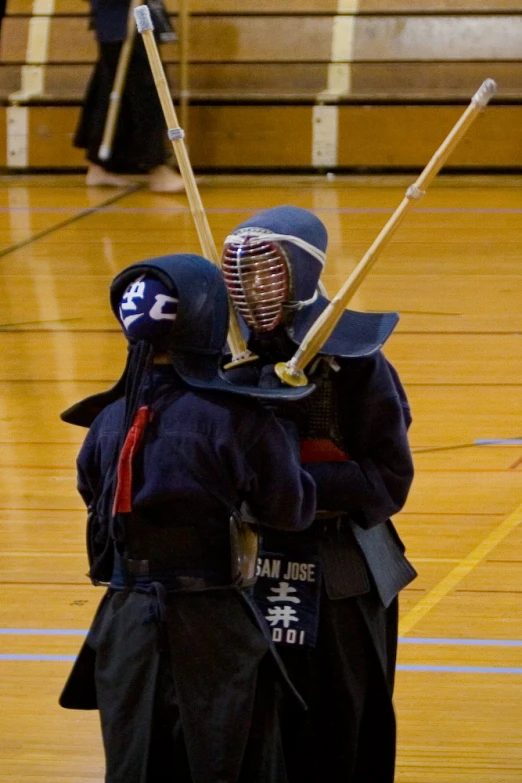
[290,296,399,359]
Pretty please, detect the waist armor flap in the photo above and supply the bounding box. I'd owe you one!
[230,510,259,587]
[319,521,371,600]
[351,521,417,607]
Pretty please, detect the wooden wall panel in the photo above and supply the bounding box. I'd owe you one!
[0,17,29,62]
[173,62,520,100]
[336,105,522,167]
[3,2,522,170]
[8,1,522,13]
[186,0,522,10]
[192,0,521,10]
[173,15,522,64]
[8,61,521,103]
[190,105,522,169]
[0,66,22,99]
[188,105,313,167]
[42,65,93,101]
[348,62,522,99]
[4,16,522,64]
[47,18,97,64]
[19,61,522,103]
[166,64,327,98]
[14,104,520,170]
[348,15,522,60]
[27,107,84,167]
[0,107,6,166]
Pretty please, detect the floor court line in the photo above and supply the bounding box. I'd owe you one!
[0,655,520,673]
[0,185,141,260]
[1,629,521,646]
[399,501,522,636]
[397,665,522,674]
[4,206,522,215]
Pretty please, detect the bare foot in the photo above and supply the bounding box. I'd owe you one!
[86,164,135,187]
[149,165,185,193]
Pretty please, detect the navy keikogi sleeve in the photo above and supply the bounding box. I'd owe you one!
[76,422,101,509]
[302,353,414,528]
[76,402,122,515]
[244,414,316,533]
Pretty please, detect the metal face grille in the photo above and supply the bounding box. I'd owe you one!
[222,236,290,333]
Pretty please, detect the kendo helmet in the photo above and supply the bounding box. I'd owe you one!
[60,252,314,428]
[222,205,400,360]
[60,254,229,427]
[110,253,229,359]
[222,206,327,333]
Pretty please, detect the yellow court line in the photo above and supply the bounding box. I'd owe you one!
[399,501,522,635]
[413,558,461,564]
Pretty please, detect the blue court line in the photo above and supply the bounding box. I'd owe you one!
[0,207,78,213]
[0,632,521,670]
[2,629,522,643]
[0,656,520,672]
[93,206,522,216]
[475,439,522,445]
[397,665,522,674]
[1,630,522,646]
[0,654,76,661]
[0,629,87,635]
[3,206,522,215]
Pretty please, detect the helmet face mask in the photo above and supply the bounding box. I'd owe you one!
[222,233,292,333]
[223,207,330,338]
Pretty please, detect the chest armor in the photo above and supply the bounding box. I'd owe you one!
[298,360,344,449]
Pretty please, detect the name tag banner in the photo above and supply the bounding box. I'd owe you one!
[254,549,322,648]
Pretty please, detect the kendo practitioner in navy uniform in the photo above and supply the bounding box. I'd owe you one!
[58,253,317,783]
[221,206,417,782]
[76,0,184,191]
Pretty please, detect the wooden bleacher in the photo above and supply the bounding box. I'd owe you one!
[1,0,521,169]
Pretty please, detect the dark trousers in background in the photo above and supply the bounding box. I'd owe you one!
[75,39,168,174]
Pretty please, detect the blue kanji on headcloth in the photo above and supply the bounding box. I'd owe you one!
[117,275,178,347]
[110,254,229,358]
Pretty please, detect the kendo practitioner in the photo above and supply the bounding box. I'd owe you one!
[221,205,417,782]
[76,0,184,191]
[58,252,317,783]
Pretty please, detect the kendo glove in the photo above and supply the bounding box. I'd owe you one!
[258,364,308,433]
[258,364,285,390]
[223,363,261,387]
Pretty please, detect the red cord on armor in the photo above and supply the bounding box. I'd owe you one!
[112,406,153,515]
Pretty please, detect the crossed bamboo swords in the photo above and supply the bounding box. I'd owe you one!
[122,4,496,386]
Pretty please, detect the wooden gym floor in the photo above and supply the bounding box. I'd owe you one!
[0,172,520,782]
